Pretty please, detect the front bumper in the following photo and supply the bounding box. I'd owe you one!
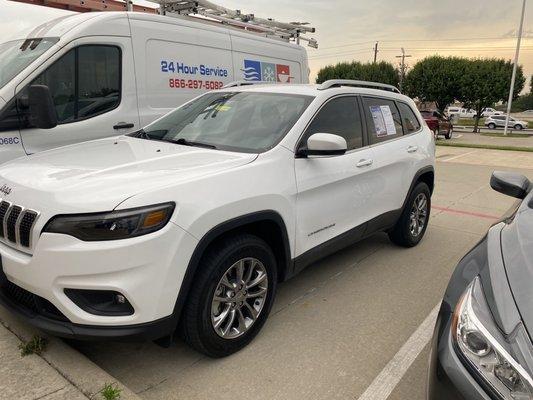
[427,307,492,400]
[0,222,198,339]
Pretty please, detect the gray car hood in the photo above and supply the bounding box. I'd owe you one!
[501,199,533,340]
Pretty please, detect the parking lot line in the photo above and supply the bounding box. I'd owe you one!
[356,303,440,400]
[439,150,478,162]
[432,205,499,220]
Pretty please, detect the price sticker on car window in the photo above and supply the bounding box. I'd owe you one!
[370,105,397,137]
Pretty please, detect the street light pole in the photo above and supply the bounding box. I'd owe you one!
[504,0,527,136]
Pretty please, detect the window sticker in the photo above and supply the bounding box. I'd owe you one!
[370,106,387,137]
[370,105,397,137]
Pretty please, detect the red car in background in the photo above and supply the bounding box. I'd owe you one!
[420,110,453,139]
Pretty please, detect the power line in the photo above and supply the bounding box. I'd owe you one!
[315,36,532,52]
[396,48,412,91]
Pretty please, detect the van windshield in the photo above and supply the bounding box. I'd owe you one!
[0,38,59,90]
[132,91,314,153]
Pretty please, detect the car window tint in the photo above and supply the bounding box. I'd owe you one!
[362,97,403,144]
[397,102,421,133]
[77,46,120,119]
[303,96,363,150]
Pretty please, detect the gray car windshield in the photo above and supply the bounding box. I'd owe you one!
[134,91,314,153]
[0,38,59,90]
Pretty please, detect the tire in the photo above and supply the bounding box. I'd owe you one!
[514,124,523,131]
[488,123,496,129]
[388,182,431,248]
[181,234,277,357]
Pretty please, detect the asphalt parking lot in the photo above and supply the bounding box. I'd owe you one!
[67,146,530,400]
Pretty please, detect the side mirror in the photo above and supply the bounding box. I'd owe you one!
[28,85,57,129]
[302,133,347,157]
[490,171,531,199]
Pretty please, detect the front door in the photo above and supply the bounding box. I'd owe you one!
[294,96,378,257]
[18,37,140,154]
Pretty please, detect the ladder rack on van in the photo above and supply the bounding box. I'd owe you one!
[9,0,318,48]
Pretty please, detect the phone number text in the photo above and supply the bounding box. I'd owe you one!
[168,79,224,90]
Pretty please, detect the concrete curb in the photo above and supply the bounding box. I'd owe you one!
[0,307,141,400]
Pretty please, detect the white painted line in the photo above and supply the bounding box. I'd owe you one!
[356,303,440,400]
[441,150,477,162]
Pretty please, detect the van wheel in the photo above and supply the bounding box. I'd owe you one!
[181,234,277,357]
[514,124,523,130]
[389,182,431,247]
[488,123,496,129]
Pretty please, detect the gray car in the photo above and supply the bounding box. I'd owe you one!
[485,115,529,130]
[427,171,533,399]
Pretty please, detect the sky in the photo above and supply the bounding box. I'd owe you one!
[1,0,532,89]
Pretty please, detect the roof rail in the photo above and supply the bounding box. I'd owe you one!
[318,80,401,94]
[221,81,277,88]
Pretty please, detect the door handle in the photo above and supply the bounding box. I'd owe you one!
[356,159,373,168]
[407,145,418,153]
[113,122,134,130]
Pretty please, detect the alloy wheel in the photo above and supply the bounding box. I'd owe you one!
[409,193,428,237]
[211,257,268,339]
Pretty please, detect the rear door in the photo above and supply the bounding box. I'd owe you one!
[361,97,422,218]
[18,37,139,154]
[294,96,378,256]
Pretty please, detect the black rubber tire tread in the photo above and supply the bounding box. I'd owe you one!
[388,182,431,248]
[180,233,277,358]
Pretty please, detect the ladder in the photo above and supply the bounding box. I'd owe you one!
[9,0,318,48]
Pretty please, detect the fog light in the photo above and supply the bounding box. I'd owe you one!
[64,289,134,316]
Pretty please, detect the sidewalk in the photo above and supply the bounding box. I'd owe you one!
[0,322,87,400]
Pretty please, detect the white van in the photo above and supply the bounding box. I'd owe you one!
[0,11,310,164]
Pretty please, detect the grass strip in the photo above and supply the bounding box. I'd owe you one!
[436,141,533,152]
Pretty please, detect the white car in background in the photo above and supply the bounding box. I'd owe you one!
[485,115,529,130]
[445,107,477,119]
[481,108,503,117]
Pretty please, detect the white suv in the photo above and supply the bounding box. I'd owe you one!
[485,115,529,130]
[0,80,435,357]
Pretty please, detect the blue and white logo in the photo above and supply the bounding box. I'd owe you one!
[242,60,262,81]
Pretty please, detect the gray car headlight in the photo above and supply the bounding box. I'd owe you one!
[43,203,175,241]
[453,277,533,399]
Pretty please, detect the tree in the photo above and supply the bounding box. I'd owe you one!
[459,59,525,132]
[403,56,465,113]
[316,61,400,87]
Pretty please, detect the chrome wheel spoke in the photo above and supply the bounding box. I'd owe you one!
[242,301,259,320]
[247,271,267,290]
[246,287,267,299]
[213,304,231,329]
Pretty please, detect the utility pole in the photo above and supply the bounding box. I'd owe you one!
[504,0,527,136]
[396,47,412,91]
[373,42,379,63]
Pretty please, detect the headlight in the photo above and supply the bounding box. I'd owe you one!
[453,277,533,399]
[43,203,175,241]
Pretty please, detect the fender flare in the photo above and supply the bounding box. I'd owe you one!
[170,210,291,326]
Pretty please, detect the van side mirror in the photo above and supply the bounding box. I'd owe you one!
[490,171,531,199]
[299,133,347,157]
[28,85,57,129]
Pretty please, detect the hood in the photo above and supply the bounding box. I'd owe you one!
[501,201,533,340]
[0,136,257,213]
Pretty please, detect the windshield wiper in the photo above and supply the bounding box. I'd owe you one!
[169,138,217,149]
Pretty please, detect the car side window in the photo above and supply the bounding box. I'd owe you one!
[362,97,403,144]
[397,102,421,134]
[302,96,363,150]
[0,45,121,132]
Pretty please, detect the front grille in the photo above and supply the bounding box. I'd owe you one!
[0,272,68,322]
[0,200,39,249]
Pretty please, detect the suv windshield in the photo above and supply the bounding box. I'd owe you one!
[132,91,314,153]
[0,38,59,90]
